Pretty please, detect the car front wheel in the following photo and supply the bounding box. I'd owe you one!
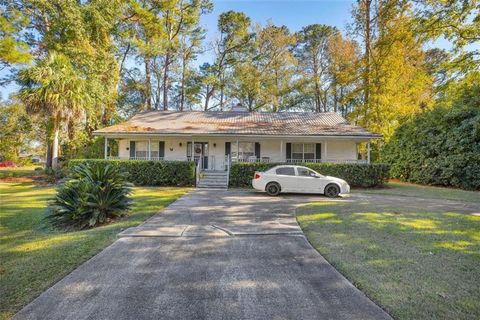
[324,184,340,198]
[265,182,281,196]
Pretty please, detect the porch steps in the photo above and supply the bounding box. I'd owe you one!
[197,171,228,189]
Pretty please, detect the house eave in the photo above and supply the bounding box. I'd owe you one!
[93,131,383,139]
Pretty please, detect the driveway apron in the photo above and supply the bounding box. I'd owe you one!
[14,189,392,320]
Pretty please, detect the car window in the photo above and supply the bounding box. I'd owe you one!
[275,167,295,176]
[297,167,317,177]
[297,167,312,177]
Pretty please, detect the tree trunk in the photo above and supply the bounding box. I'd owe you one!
[313,58,321,112]
[204,90,212,111]
[219,72,225,111]
[180,55,186,111]
[219,86,224,111]
[333,78,338,113]
[46,143,53,169]
[51,122,60,170]
[363,0,372,123]
[163,52,171,111]
[145,56,152,110]
[314,78,321,112]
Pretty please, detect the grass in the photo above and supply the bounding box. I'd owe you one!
[297,183,480,320]
[0,166,44,179]
[0,174,190,320]
[356,180,480,203]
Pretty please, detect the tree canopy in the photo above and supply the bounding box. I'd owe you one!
[0,0,478,167]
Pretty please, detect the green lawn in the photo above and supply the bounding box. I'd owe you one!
[0,166,44,179]
[357,180,480,203]
[297,183,480,320]
[0,177,190,320]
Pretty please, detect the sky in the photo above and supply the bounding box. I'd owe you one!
[197,0,355,64]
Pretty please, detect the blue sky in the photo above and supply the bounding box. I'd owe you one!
[197,0,354,64]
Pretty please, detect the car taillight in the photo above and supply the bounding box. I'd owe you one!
[254,173,261,179]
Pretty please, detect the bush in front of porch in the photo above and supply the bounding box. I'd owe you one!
[229,162,390,188]
[68,159,196,186]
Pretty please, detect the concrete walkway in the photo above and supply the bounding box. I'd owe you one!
[15,190,392,320]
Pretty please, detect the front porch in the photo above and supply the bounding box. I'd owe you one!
[103,136,371,171]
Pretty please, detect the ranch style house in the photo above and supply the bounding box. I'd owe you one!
[93,108,382,174]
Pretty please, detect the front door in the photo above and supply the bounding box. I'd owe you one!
[188,142,209,169]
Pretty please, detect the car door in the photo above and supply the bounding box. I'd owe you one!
[295,167,322,193]
[274,167,297,192]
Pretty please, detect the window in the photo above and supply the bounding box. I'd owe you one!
[291,143,315,161]
[276,167,295,176]
[135,141,147,159]
[297,167,316,177]
[150,142,159,159]
[231,142,255,161]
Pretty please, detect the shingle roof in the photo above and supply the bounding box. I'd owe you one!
[93,111,382,138]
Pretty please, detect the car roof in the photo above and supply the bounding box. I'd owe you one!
[270,165,310,170]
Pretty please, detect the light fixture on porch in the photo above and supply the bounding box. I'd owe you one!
[179,142,183,147]
[213,143,216,148]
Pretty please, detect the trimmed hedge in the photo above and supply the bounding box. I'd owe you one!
[229,162,390,188]
[68,159,195,186]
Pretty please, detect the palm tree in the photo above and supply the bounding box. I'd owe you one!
[18,52,87,169]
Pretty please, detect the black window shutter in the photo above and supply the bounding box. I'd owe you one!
[255,142,261,159]
[159,141,165,158]
[225,142,231,156]
[129,141,136,158]
[286,143,291,161]
[315,143,321,160]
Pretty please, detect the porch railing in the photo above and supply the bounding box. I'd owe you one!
[286,159,322,164]
[286,159,368,164]
[106,156,368,165]
[232,156,271,163]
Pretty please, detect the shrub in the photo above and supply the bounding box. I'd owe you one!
[381,104,480,190]
[68,159,196,186]
[48,162,132,229]
[230,162,390,188]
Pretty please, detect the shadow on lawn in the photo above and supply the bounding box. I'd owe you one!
[299,202,480,256]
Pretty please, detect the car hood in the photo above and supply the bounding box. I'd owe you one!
[325,176,348,184]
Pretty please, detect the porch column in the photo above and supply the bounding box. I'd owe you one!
[104,137,108,160]
[148,139,151,160]
[191,137,194,161]
[280,140,283,162]
[367,141,371,164]
[324,140,328,163]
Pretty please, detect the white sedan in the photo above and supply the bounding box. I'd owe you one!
[252,165,350,197]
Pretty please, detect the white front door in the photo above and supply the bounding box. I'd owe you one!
[189,142,209,169]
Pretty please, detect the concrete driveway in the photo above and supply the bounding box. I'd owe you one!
[15,189,391,320]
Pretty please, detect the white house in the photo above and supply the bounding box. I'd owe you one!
[93,109,381,172]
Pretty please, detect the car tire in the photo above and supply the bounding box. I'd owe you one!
[324,183,340,198]
[265,182,281,196]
